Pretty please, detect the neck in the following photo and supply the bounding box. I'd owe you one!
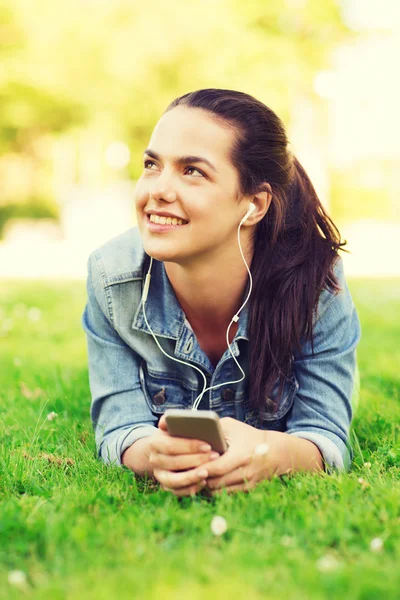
[164,244,252,334]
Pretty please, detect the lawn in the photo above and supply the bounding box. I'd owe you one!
[0,278,399,600]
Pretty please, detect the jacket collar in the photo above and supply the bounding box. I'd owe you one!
[132,259,249,342]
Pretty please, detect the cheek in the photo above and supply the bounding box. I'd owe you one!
[133,182,148,210]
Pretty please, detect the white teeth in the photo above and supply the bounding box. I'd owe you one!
[149,214,186,226]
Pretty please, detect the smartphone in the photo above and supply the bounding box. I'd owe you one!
[164,409,228,454]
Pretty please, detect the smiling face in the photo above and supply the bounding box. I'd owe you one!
[134,106,251,265]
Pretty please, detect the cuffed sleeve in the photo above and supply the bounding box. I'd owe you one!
[288,430,350,472]
[100,425,159,466]
[286,258,361,472]
[82,252,158,466]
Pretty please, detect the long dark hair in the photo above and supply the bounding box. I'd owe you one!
[166,89,346,413]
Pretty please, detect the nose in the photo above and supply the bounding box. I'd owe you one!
[149,167,178,203]
[150,186,177,203]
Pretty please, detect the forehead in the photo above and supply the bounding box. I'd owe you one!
[148,106,235,163]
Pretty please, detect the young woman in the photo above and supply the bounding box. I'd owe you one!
[82,88,361,497]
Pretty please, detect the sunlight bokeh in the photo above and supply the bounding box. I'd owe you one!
[0,0,399,278]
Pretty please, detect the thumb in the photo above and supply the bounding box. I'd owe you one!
[158,414,168,431]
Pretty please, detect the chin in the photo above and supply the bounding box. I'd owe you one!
[142,239,182,263]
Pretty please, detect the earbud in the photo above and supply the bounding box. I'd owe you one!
[240,202,256,224]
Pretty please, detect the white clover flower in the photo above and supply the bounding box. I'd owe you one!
[357,477,370,490]
[13,357,22,367]
[47,411,58,421]
[316,554,340,573]
[210,516,228,536]
[370,537,384,552]
[8,570,27,587]
[364,462,372,469]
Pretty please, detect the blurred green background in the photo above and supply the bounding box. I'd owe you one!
[0,0,399,276]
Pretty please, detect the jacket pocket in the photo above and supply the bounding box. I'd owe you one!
[139,362,196,415]
[244,374,298,431]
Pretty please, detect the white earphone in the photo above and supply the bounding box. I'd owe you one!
[141,200,257,410]
[240,202,256,225]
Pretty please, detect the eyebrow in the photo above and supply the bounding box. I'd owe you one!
[143,149,218,173]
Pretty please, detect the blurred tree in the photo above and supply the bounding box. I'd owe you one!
[0,82,86,154]
[0,1,86,155]
[0,0,350,203]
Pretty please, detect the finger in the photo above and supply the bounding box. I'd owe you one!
[162,481,207,497]
[208,443,274,489]
[150,450,219,472]
[207,466,248,490]
[203,449,251,479]
[151,433,212,456]
[153,466,209,490]
[158,414,168,431]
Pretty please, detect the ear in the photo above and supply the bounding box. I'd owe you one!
[240,183,272,227]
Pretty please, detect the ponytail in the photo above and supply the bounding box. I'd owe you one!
[247,157,346,413]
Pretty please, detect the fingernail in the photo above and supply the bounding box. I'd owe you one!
[210,452,219,460]
[200,444,212,452]
[197,469,208,478]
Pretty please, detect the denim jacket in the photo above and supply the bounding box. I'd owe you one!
[82,227,361,472]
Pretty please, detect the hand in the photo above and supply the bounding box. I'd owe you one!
[148,415,220,497]
[202,417,277,494]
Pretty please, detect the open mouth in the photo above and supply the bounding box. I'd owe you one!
[148,214,188,226]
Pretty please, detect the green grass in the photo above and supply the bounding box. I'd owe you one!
[0,278,399,600]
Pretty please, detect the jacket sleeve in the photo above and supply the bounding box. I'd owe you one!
[286,259,361,472]
[82,252,158,466]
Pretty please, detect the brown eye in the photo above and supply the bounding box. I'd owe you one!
[144,160,157,169]
[185,166,204,177]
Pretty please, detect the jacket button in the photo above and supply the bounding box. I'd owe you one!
[153,389,166,405]
[221,388,235,401]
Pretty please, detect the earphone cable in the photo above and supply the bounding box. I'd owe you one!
[141,210,253,411]
[141,257,208,403]
[191,220,252,409]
